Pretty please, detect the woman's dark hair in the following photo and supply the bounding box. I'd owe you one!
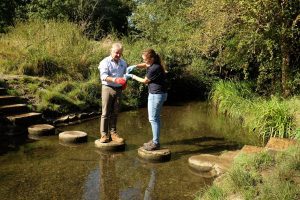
[142,48,167,73]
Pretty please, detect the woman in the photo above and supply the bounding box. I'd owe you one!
[126,48,168,151]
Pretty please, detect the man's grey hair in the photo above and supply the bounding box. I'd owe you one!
[111,42,123,51]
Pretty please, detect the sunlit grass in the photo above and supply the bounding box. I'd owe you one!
[36,78,101,113]
[210,80,297,141]
[198,145,300,199]
[0,19,105,82]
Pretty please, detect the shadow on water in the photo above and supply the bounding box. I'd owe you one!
[0,116,29,154]
[165,136,241,161]
[165,136,225,145]
[0,131,27,155]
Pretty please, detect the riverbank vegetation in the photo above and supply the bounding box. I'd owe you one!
[197,145,300,200]
[1,0,299,132]
[210,81,300,141]
[1,1,300,199]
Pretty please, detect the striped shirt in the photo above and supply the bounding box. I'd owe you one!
[98,56,127,87]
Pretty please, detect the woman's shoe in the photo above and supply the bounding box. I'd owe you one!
[143,141,160,151]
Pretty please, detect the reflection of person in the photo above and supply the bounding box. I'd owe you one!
[144,168,156,200]
[98,42,127,143]
[99,152,119,200]
[125,49,168,151]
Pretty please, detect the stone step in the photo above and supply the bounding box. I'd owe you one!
[6,112,43,127]
[0,87,6,95]
[0,95,20,106]
[0,104,29,115]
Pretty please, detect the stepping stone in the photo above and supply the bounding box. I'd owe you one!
[138,147,171,162]
[188,154,233,178]
[59,131,88,144]
[28,124,55,138]
[53,115,69,125]
[94,139,125,152]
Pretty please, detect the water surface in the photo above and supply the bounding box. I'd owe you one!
[0,101,260,200]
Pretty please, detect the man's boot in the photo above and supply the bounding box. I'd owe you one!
[99,134,110,143]
[110,132,124,143]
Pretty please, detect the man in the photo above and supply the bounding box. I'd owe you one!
[98,42,127,143]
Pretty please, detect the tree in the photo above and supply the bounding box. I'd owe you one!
[25,0,133,39]
[186,0,300,96]
[0,0,29,32]
[130,0,195,63]
[74,0,133,39]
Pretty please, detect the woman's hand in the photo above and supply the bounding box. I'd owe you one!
[124,74,133,80]
[126,65,136,74]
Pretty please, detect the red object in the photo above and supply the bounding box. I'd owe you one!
[115,77,126,85]
[122,82,127,90]
[115,78,127,90]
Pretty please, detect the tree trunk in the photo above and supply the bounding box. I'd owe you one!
[279,0,291,98]
[281,41,290,98]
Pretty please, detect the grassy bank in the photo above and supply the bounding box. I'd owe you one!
[0,20,105,114]
[203,80,300,199]
[198,145,300,200]
[0,20,148,114]
[0,20,212,114]
[210,81,300,142]
[0,20,105,81]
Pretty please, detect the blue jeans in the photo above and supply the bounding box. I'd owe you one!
[148,93,167,144]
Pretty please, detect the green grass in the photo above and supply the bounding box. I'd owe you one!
[0,20,140,113]
[195,185,225,200]
[0,19,211,113]
[35,78,101,113]
[0,19,105,82]
[210,80,297,141]
[198,145,300,200]
[248,97,294,141]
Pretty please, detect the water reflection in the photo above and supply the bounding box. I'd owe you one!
[144,168,156,200]
[83,168,99,200]
[1,101,261,200]
[98,152,120,200]
[83,151,159,200]
[83,151,120,200]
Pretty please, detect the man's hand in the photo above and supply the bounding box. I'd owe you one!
[126,65,136,74]
[114,77,126,85]
[114,77,127,90]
